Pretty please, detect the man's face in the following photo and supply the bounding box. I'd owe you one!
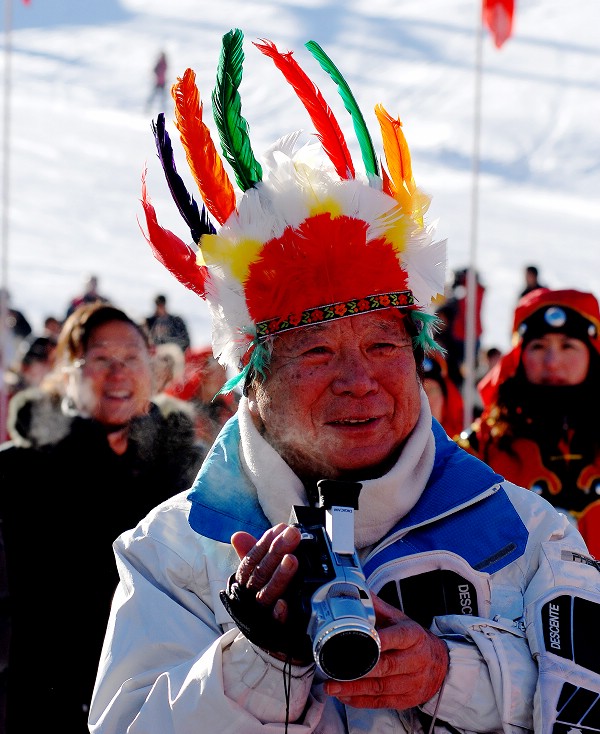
[247,310,421,480]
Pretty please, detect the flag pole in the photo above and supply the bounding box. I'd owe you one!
[0,0,13,440]
[463,2,485,429]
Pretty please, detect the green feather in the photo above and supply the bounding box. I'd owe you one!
[216,340,271,395]
[305,40,379,180]
[212,28,262,191]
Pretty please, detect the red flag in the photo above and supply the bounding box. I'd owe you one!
[483,0,515,49]
[22,0,31,4]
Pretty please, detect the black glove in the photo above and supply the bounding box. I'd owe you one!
[219,573,314,664]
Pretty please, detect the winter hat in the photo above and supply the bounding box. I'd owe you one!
[140,28,447,392]
[513,288,600,352]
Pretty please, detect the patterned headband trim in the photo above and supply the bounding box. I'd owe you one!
[256,290,415,340]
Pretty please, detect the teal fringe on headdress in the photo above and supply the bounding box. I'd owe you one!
[410,310,444,355]
[216,339,272,396]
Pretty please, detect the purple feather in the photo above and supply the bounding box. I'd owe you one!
[152,114,216,241]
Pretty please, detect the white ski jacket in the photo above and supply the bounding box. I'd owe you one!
[89,395,600,734]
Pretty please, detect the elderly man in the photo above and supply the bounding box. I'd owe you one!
[90,30,600,734]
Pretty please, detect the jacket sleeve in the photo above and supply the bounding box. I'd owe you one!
[425,613,534,733]
[523,534,600,734]
[88,513,323,734]
[422,489,600,734]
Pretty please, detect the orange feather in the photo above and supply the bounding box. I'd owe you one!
[172,69,237,225]
[374,104,416,217]
[379,160,394,198]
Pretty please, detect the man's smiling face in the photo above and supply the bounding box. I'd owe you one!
[247,310,421,480]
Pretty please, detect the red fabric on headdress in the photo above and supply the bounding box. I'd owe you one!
[245,212,409,323]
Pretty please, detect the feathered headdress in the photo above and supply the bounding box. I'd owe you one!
[140,28,447,391]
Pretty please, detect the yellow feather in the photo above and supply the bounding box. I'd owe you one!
[374,104,423,225]
[201,233,262,283]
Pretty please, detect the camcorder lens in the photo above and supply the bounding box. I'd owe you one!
[316,626,380,681]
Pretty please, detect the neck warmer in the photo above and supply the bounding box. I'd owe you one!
[238,390,435,550]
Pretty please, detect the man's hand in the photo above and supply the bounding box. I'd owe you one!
[231,524,301,624]
[324,594,449,710]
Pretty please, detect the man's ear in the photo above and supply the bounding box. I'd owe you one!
[245,386,259,418]
[244,382,267,434]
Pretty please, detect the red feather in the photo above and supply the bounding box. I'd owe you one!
[140,168,208,298]
[254,39,355,180]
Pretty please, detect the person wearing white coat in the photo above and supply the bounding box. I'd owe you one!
[90,28,600,734]
[90,391,600,734]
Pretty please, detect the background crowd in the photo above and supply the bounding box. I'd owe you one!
[0,261,598,731]
[1,263,595,455]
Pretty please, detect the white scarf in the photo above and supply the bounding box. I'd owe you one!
[238,389,435,549]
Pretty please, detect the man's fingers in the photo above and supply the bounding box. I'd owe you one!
[231,531,258,561]
[257,553,299,606]
[371,592,409,627]
[325,628,449,709]
[232,524,301,593]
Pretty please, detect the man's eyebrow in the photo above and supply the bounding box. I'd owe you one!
[282,327,328,349]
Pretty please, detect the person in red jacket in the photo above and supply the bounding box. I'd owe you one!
[146,50,168,112]
[458,288,600,556]
[421,351,464,439]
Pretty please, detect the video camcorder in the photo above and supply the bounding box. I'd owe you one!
[288,479,380,681]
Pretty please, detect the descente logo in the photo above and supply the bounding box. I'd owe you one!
[548,602,561,649]
[458,584,473,615]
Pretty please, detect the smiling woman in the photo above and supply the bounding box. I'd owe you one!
[0,301,207,732]
[59,306,155,451]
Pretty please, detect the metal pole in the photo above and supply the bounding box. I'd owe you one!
[0,0,13,441]
[463,3,485,429]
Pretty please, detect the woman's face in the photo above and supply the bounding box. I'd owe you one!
[521,333,590,385]
[68,321,153,427]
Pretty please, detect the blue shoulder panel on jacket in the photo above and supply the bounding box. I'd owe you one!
[363,421,528,576]
[187,416,271,542]
[188,417,528,577]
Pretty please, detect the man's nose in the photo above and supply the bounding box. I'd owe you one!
[331,351,378,395]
